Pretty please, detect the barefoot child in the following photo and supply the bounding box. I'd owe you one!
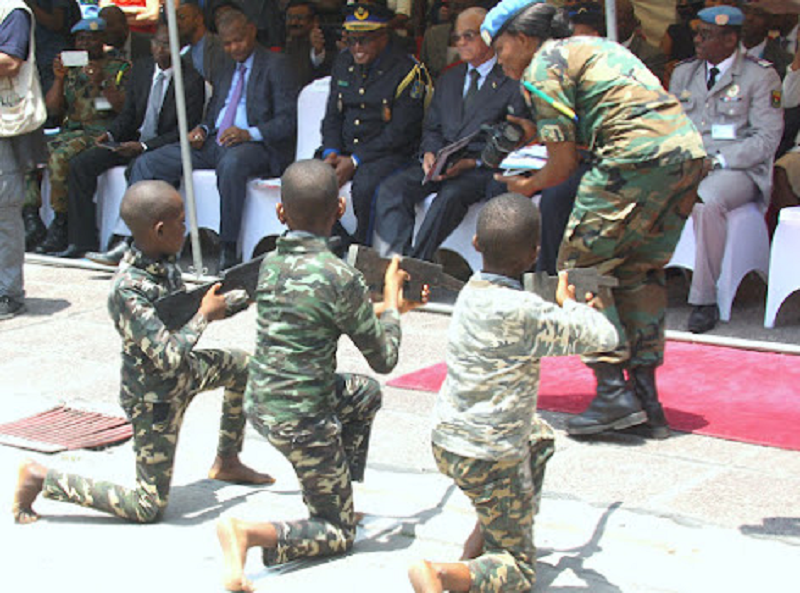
[13,180,274,524]
[408,193,619,592]
[217,159,427,592]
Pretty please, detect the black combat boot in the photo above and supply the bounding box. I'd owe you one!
[34,213,68,254]
[566,362,647,436]
[626,365,670,439]
[23,206,46,251]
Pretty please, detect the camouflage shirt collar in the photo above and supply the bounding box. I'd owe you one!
[277,232,331,254]
[124,245,179,278]
[476,271,523,290]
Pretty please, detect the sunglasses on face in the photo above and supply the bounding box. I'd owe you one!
[450,30,479,44]
[346,33,381,47]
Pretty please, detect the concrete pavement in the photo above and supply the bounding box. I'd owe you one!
[1,261,799,592]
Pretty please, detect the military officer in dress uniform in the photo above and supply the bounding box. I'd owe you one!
[319,2,431,246]
[670,5,784,334]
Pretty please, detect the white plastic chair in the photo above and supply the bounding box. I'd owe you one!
[667,202,770,322]
[764,206,800,328]
[240,77,356,261]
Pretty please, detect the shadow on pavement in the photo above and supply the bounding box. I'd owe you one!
[536,501,624,592]
[21,297,71,316]
[740,516,800,540]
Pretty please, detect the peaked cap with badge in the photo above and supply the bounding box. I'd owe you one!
[343,2,393,32]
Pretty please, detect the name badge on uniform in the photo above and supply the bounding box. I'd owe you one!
[711,123,736,140]
[94,96,112,111]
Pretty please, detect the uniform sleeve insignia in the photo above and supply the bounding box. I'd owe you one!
[772,89,782,108]
[410,79,422,99]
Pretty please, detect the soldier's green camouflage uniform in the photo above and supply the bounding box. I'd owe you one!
[245,231,401,566]
[40,246,250,523]
[432,272,619,592]
[523,37,706,368]
[24,56,129,212]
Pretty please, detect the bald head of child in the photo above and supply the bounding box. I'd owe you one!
[277,159,345,236]
[120,180,186,259]
[474,193,540,278]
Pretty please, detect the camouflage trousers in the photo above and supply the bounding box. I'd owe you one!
[558,158,704,367]
[23,129,99,212]
[433,436,555,593]
[249,373,382,567]
[42,348,249,523]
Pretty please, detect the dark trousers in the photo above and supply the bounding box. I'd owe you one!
[536,163,588,274]
[374,163,497,260]
[66,146,132,249]
[348,154,408,245]
[129,139,280,243]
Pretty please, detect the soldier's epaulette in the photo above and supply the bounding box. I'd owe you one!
[675,56,700,67]
[395,61,434,110]
[743,54,774,69]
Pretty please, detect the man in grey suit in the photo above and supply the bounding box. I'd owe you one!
[374,7,524,261]
[129,9,297,270]
[177,1,227,82]
[670,5,784,333]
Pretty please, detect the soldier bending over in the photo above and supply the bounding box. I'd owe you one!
[13,180,274,524]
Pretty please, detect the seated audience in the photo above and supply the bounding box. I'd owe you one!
[283,0,335,89]
[670,6,783,334]
[661,0,703,86]
[420,0,479,80]
[374,6,522,261]
[55,21,205,261]
[27,0,82,95]
[99,0,162,34]
[319,2,429,247]
[740,2,792,78]
[24,16,131,255]
[100,4,152,61]
[128,9,298,271]
[176,0,227,82]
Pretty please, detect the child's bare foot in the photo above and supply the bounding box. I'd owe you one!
[217,517,255,592]
[408,560,444,593]
[209,455,275,485]
[13,459,47,524]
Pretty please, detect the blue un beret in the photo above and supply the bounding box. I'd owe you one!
[481,0,545,45]
[70,17,106,34]
[697,6,744,27]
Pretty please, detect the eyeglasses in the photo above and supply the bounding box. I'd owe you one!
[346,33,380,47]
[450,30,479,44]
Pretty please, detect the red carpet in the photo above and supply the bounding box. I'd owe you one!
[387,341,800,451]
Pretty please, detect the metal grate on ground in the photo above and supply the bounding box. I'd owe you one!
[0,405,132,453]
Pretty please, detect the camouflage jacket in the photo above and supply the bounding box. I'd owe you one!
[432,272,619,461]
[245,232,401,426]
[523,37,705,168]
[62,56,130,133]
[108,247,245,408]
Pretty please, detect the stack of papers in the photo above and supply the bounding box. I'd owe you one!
[499,144,548,176]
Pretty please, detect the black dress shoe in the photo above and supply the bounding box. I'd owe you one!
[52,244,89,259]
[687,304,719,334]
[218,242,241,272]
[85,239,130,267]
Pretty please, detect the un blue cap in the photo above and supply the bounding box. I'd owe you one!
[697,6,744,27]
[481,0,545,45]
[70,17,106,34]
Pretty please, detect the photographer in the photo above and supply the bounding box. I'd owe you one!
[373,6,524,261]
[282,0,335,89]
[485,0,705,440]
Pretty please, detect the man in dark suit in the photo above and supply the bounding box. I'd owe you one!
[53,22,206,259]
[283,0,334,89]
[100,5,152,62]
[177,0,227,82]
[129,8,298,270]
[374,7,524,261]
